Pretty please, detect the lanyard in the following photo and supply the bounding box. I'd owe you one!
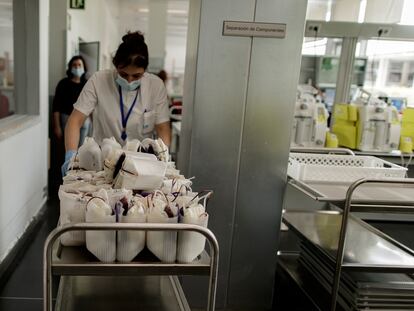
[119,85,139,141]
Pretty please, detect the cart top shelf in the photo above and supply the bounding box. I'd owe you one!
[289,178,414,205]
[283,211,414,271]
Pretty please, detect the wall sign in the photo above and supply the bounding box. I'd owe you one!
[223,21,286,38]
[70,0,85,9]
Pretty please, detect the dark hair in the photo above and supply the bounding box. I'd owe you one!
[113,31,149,70]
[66,55,87,82]
[157,70,167,83]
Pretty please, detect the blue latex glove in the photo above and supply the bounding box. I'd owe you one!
[61,150,77,176]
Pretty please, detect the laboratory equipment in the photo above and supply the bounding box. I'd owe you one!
[354,90,401,152]
[291,85,329,148]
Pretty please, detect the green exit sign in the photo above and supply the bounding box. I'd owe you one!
[70,0,85,9]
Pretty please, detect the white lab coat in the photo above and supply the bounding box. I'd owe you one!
[74,69,170,145]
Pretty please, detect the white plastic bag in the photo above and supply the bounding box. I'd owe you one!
[60,181,112,194]
[106,188,133,209]
[141,138,170,162]
[63,170,95,184]
[78,137,103,171]
[173,190,212,210]
[123,139,141,152]
[177,203,209,263]
[165,162,182,179]
[113,154,167,190]
[161,178,193,195]
[85,190,116,262]
[90,171,109,186]
[117,200,147,262]
[146,192,178,263]
[58,188,89,246]
[103,149,124,183]
[101,137,121,161]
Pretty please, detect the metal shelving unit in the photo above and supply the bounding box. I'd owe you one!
[280,178,414,311]
[43,223,219,311]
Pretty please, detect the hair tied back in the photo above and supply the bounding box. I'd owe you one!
[122,31,145,44]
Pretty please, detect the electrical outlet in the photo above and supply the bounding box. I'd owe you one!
[307,23,321,33]
[377,26,392,37]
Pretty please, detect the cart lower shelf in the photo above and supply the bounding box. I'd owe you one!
[276,253,346,311]
[55,275,190,311]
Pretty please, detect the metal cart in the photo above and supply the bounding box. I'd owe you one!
[44,223,219,311]
[277,148,414,310]
[280,178,414,311]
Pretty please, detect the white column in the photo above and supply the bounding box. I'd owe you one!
[147,0,167,72]
[401,60,410,86]
[48,0,67,95]
[376,58,389,88]
[179,0,308,308]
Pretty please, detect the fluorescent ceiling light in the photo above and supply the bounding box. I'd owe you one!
[358,0,367,23]
[168,9,187,15]
[324,0,332,21]
[138,8,187,15]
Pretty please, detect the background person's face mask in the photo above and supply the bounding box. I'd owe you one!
[116,75,141,91]
[71,67,85,77]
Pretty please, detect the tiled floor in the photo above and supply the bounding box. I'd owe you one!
[0,197,60,311]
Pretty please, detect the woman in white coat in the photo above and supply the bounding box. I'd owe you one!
[62,31,171,175]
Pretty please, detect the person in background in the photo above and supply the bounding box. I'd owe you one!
[61,31,171,175]
[52,55,91,145]
[157,69,168,85]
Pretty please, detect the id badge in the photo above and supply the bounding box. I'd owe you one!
[142,110,155,134]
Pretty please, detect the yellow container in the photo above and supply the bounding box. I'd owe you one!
[332,120,357,149]
[400,136,413,153]
[348,104,358,121]
[325,132,339,148]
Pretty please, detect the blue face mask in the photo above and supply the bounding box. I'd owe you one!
[71,67,85,77]
[116,74,141,91]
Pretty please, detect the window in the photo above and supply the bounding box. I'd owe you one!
[0,0,14,119]
[356,39,414,106]
[387,61,403,86]
[299,37,344,112]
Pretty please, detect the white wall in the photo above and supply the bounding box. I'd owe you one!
[0,27,13,57]
[165,37,187,74]
[67,0,120,70]
[0,0,49,263]
[0,122,47,262]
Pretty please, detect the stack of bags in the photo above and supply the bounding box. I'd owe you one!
[58,137,211,263]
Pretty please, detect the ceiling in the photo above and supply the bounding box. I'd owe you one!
[113,0,189,40]
[0,0,12,28]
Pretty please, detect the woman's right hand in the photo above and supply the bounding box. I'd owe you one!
[54,126,63,139]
